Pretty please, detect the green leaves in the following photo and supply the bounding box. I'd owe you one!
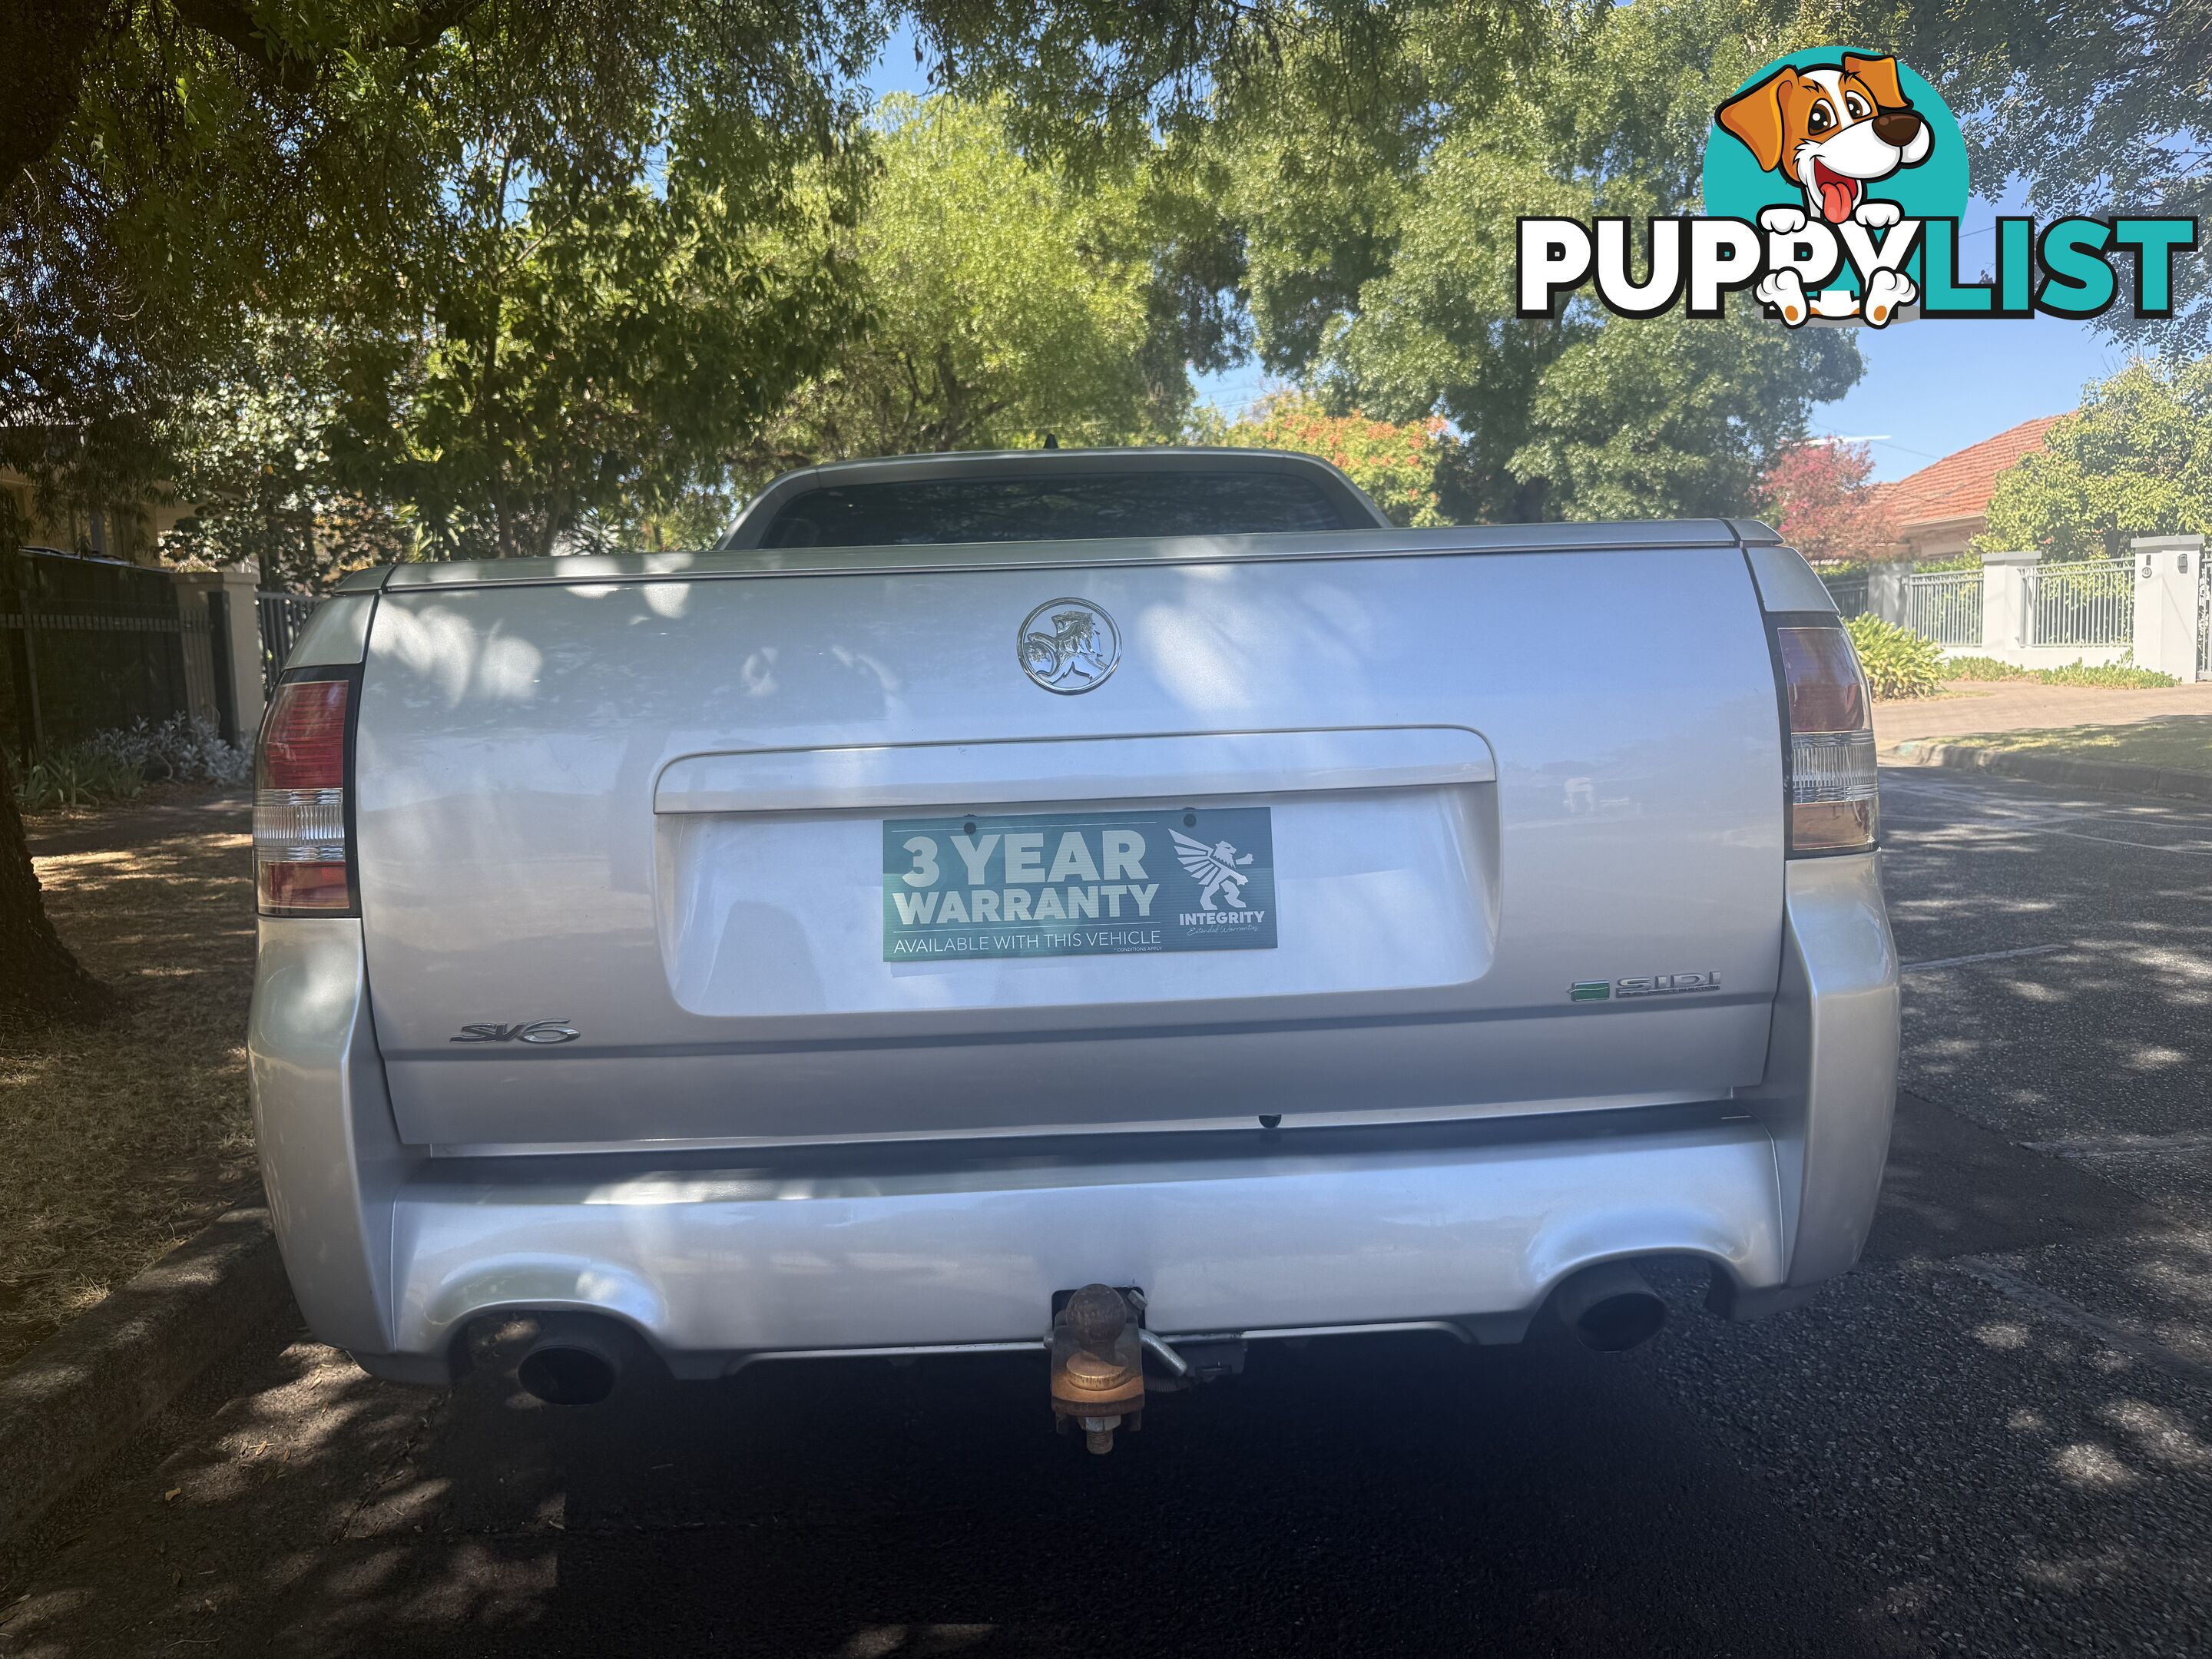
[1844,614,1945,700]
[1197,392,1449,526]
[741,95,1205,472]
[6,0,886,557]
[325,121,865,558]
[1979,357,2212,560]
[1214,0,1864,522]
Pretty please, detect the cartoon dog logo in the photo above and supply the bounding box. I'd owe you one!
[1715,53,1932,326]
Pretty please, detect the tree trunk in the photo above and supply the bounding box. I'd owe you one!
[1,0,104,193]
[0,761,113,1033]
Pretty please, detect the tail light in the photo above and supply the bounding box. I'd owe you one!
[1775,622,1878,854]
[256,673,355,914]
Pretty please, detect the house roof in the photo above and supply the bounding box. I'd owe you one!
[1876,414,2068,530]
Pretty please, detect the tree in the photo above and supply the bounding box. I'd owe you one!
[1979,358,2212,560]
[5,0,1491,995]
[3,0,892,570]
[158,321,407,590]
[3,0,1475,507]
[0,578,111,1028]
[1758,442,1899,563]
[1198,391,1449,525]
[1816,0,2212,353]
[158,94,1247,558]
[324,129,868,559]
[0,793,114,1033]
[743,96,1221,472]
[7,0,1442,552]
[1210,0,1863,524]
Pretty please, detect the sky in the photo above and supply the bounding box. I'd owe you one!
[863,29,2128,485]
[1194,184,2137,485]
[1810,183,2131,482]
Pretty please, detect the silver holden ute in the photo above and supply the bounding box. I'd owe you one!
[249,445,1897,1449]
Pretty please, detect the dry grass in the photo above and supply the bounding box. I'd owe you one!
[0,790,258,1370]
[1941,716,2212,776]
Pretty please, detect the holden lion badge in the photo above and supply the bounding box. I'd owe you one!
[1018,598,1120,694]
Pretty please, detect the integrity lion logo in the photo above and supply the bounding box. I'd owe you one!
[1171,829,1254,912]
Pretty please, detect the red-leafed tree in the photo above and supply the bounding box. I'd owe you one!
[1757,441,1899,563]
[1204,392,1451,526]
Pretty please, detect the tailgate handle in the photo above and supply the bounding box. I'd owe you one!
[654,727,1495,815]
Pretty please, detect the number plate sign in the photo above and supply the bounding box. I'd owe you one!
[883,807,1277,962]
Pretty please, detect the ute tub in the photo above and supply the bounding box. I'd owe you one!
[248,855,1895,1382]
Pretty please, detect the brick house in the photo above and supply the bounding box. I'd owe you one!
[1874,413,2067,561]
[1,468,193,568]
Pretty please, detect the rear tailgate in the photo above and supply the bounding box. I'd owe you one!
[354,531,1787,1149]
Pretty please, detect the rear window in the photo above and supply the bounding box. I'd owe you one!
[757,470,1366,548]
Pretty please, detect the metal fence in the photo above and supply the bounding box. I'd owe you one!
[1901,569,1984,646]
[2028,558,2134,647]
[257,592,320,695]
[1818,570,1870,618]
[2,548,204,754]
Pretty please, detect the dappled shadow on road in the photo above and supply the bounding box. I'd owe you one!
[1,792,257,1366]
[8,770,2212,1654]
[1878,770,2212,1149]
[1876,770,2212,1362]
[0,1319,1914,1659]
[1656,1248,2212,1656]
[10,1263,2212,1658]
[1872,1091,2170,1263]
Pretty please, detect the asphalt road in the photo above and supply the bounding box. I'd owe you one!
[6,767,2212,1657]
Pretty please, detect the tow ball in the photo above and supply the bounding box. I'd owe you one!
[1049,1284,1146,1455]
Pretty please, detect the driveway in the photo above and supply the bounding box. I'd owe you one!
[1875,679,2212,747]
[3,768,2210,1657]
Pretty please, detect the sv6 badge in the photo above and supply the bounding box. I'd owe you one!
[450,1020,580,1045]
[1568,972,1720,1003]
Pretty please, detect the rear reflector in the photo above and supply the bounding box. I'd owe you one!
[256,677,354,914]
[1776,624,1878,854]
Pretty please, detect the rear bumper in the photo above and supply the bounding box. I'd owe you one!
[249,855,1896,1383]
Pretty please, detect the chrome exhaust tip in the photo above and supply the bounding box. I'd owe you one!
[1552,1261,1669,1353]
[516,1314,628,1405]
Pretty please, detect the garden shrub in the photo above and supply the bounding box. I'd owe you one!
[81,714,252,786]
[1939,655,2177,689]
[13,714,250,810]
[2037,660,2178,688]
[1939,655,2033,681]
[16,747,147,810]
[1843,614,1944,700]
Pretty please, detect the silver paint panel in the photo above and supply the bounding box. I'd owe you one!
[1744,544,1839,614]
[381,1112,1786,1377]
[282,592,376,668]
[251,517,1902,1380]
[248,918,413,1359]
[653,727,1497,814]
[252,867,1892,1379]
[353,545,1787,1147]
[1742,851,1900,1284]
[375,519,1761,590]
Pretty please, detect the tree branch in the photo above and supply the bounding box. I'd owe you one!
[1,0,107,194]
[168,0,490,96]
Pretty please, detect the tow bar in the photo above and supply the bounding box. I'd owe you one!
[1048,1284,1150,1455]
